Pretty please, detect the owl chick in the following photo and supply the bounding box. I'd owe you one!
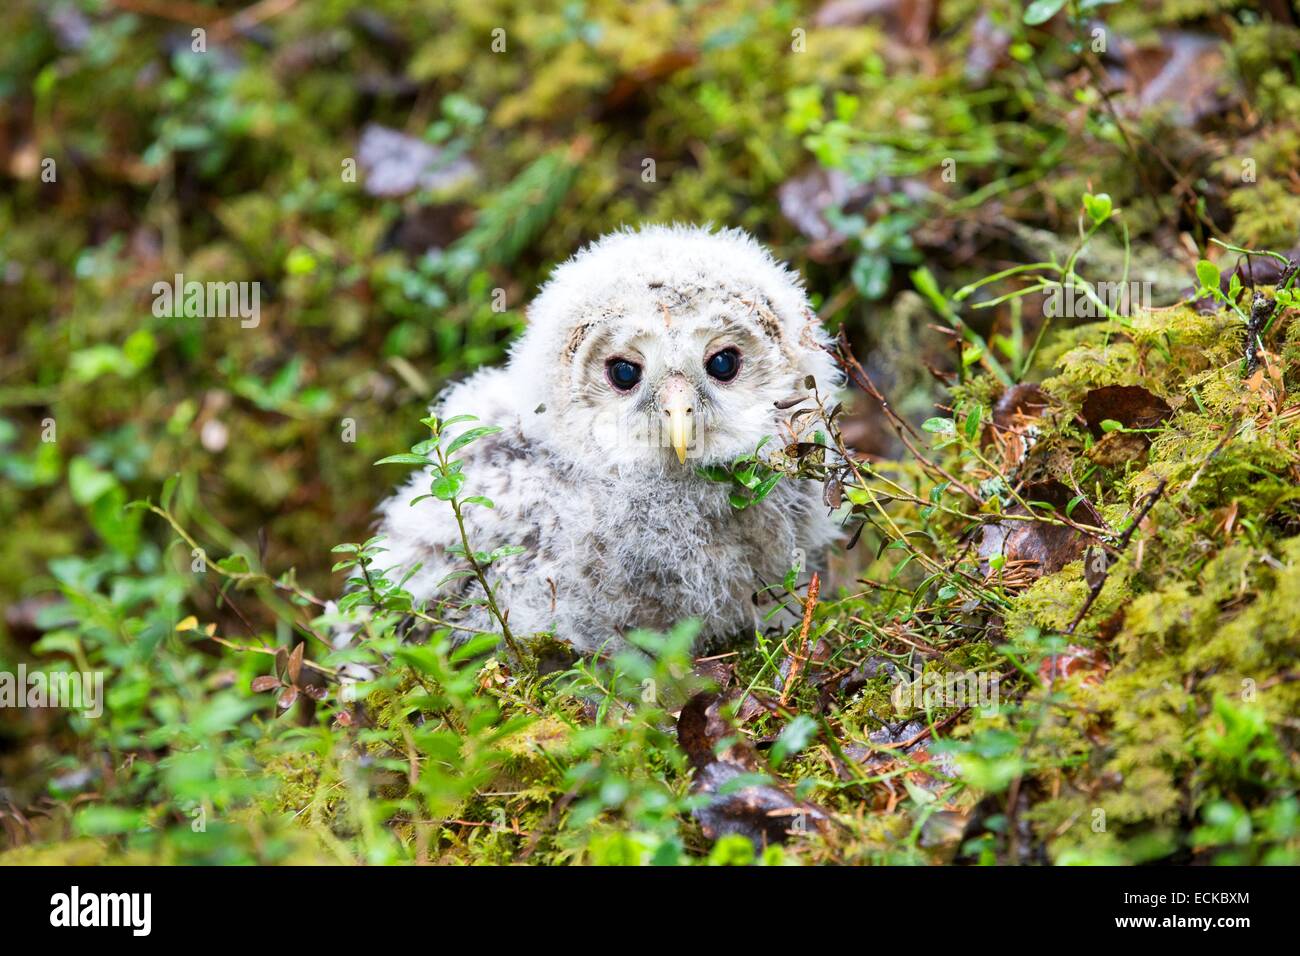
[373,224,842,655]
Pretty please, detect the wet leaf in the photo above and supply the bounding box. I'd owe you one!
[431,471,466,500]
[1080,385,1172,438]
[374,453,435,466]
[677,692,831,846]
[978,480,1101,579]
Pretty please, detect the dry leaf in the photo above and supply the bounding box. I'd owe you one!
[1080,385,1172,438]
[677,692,831,846]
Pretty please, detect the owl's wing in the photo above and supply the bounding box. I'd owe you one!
[369,367,542,636]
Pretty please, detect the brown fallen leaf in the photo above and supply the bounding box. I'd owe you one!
[1114,32,1236,128]
[602,48,698,110]
[979,480,1102,579]
[1038,644,1109,685]
[777,166,871,259]
[1095,607,1127,643]
[1080,383,1171,467]
[985,382,1051,464]
[964,12,1011,87]
[677,692,831,847]
[691,655,735,691]
[1086,429,1151,467]
[1080,384,1173,438]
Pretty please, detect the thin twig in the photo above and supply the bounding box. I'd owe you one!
[1065,478,1168,635]
[779,572,820,706]
[827,329,981,502]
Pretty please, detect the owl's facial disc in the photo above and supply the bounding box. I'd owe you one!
[559,305,804,471]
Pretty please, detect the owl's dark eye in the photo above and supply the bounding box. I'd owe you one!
[606,358,642,391]
[705,348,741,382]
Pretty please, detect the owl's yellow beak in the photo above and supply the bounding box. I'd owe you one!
[658,375,694,464]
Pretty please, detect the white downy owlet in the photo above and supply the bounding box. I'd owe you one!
[373,224,842,655]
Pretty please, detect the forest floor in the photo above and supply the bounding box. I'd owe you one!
[1,0,1298,864]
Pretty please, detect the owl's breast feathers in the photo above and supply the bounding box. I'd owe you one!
[374,409,837,654]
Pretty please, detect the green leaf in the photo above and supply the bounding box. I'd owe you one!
[770,715,819,766]
[75,805,146,836]
[374,453,435,467]
[750,471,783,504]
[32,631,82,658]
[450,633,504,663]
[1100,419,1123,433]
[922,417,955,434]
[68,457,117,505]
[696,465,732,483]
[1023,0,1068,25]
[903,777,938,805]
[438,414,478,430]
[1196,259,1221,293]
[911,265,939,299]
[445,425,503,455]
[192,694,260,735]
[436,569,478,587]
[431,472,466,500]
[1082,192,1112,225]
[160,473,180,512]
[851,254,891,300]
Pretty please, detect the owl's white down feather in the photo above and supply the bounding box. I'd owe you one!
[372,224,844,654]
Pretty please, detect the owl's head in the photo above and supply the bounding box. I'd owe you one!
[509,225,841,473]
